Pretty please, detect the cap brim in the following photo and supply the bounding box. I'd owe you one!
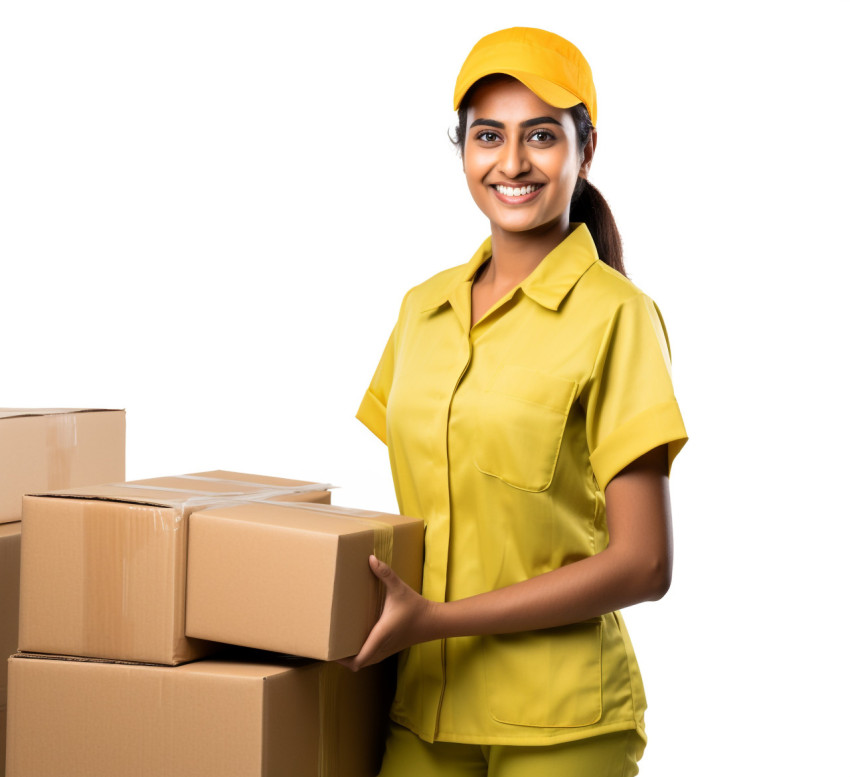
[453,69,583,112]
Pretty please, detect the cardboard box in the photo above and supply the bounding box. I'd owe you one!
[186,501,423,661]
[6,651,391,777]
[19,471,331,665]
[0,409,125,524]
[1,523,21,777]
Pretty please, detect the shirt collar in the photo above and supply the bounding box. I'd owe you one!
[419,223,599,313]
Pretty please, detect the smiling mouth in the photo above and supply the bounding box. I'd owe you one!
[494,183,542,197]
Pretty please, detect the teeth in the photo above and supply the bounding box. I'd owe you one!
[496,184,540,197]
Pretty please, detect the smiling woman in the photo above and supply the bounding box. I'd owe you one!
[350,26,688,777]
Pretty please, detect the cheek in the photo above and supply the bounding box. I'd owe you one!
[463,154,485,181]
[558,175,577,204]
[464,159,491,198]
[553,158,582,204]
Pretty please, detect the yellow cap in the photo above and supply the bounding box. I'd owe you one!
[453,27,597,126]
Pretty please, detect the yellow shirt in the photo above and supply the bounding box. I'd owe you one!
[357,224,687,746]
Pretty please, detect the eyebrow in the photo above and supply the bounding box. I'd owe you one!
[469,116,563,130]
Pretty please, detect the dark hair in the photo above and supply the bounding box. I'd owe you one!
[451,77,626,276]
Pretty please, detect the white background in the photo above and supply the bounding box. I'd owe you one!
[2,1,848,773]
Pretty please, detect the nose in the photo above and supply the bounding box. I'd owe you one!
[498,138,531,179]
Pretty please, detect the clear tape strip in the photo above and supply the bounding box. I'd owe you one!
[178,487,335,511]
[171,474,338,492]
[47,414,78,489]
[104,484,245,496]
[76,477,393,620]
[108,481,334,499]
[92,480,335,530]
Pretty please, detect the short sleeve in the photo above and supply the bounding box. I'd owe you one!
[583,293,688,492]
[356,324,397,445]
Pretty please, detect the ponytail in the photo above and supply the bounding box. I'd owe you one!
[570,177,625,276]
[567,104,626,276]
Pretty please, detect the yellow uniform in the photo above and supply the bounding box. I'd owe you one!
[357,224,687,747]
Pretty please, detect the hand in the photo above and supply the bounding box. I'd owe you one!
[337,554,438,672]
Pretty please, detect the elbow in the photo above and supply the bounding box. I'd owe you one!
[611,550,672,604]
[644,556,672,601]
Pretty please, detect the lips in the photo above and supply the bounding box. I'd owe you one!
[491,183,544,204]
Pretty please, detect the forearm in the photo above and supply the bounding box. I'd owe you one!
[422,544,668,642]
[422,447,673,642]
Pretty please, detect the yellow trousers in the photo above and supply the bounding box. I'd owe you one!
[378,722,644,777]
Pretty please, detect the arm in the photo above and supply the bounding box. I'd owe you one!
[339,444,673,671]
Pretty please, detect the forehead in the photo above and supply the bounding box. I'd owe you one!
[466,76,568,123]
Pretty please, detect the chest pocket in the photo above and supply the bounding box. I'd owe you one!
[473,366,578,492]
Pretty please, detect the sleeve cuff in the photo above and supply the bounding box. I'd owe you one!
[590,400,688,492]
[356,390,388,445]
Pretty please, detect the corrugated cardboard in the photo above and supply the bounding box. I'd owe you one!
[6,651,391,777]
[19,471,331,665]
[186,501,423,661]
[0,523,21,777]
[0,409,125,524]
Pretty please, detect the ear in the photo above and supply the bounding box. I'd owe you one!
[578,128,597,179]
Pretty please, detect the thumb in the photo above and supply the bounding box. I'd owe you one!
[369,554,397,583]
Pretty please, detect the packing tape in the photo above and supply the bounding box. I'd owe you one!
[171,474,337,491]
[95,478,394,607]
[103,480,335,525]
[46,413,77,489]
[109,480,334,502]
[114,480,393,572]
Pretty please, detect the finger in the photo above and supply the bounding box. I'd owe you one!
[369,554,391,576]
[351,633,380,671]
[369,555,404,589]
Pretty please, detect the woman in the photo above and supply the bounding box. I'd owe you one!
[347,27,688,777]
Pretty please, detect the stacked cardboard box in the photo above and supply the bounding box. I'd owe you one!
[7,652,391,777]
[186,500,423,660]
[0,409,125,524]
[1,408,125,777]
[10,469,423,776]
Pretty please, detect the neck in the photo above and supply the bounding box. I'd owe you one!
[484,216,572,288]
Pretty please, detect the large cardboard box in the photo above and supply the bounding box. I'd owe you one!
[0,409,125,524]
[186,501,423,661]
[19,471,331,665]
[1,523,21,777]
[6,651,391,777]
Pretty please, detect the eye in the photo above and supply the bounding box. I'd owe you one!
[528,129,556,143]
[474,130,501,144]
